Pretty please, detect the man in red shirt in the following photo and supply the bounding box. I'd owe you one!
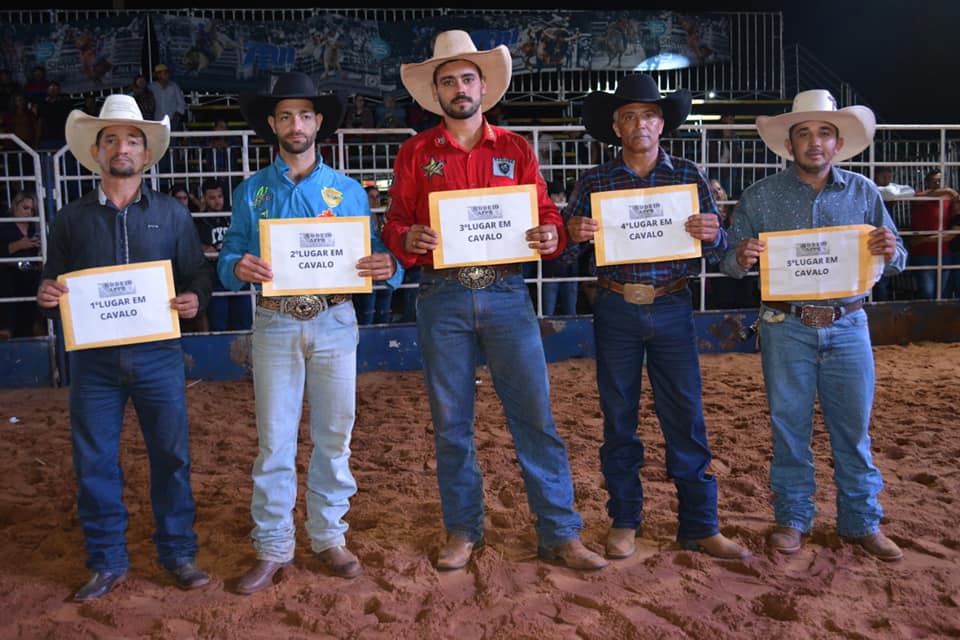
[909,169,957,298]
[382,30,606,572]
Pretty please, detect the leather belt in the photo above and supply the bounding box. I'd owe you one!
[763,299,864,328]
[257,294,351,320]
[421,263,522,290]
[596,277,688,305]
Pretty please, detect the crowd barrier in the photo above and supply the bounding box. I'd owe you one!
[1,123,959,386]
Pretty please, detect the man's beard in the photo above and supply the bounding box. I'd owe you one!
[108,161,137,177]
[278,134,315,155]
[440,95,481,120]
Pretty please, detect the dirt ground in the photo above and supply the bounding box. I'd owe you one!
[1,342,959,639]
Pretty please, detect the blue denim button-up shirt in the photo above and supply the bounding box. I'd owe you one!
[218,152,402,291]
[721,166,907,306]
[42,185,214,310]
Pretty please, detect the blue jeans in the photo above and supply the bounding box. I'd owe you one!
[250,301,359,561]
[69,340,198,573]
[592,287,718,540]
[208,287,253,331]
[400,267,421,323]
[759,307,883,537]
[353,287,394,325]
[541,260,579,316]
[416,272,583,548]
[910,254,952,299]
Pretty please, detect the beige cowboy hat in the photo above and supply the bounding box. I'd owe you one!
[755,89,876,162]
[65,94,170,173]
[400,30,511,116]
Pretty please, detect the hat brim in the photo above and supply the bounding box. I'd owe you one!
[239,94,345,143]
[65,110,170,174]
[755,106,876,162]
[581,89,691,147]
[400,46,511,117]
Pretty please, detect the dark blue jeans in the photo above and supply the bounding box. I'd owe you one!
[593,287,719,540]
[69,340,199,572]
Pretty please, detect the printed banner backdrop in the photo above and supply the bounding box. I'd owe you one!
[153,14,388,97]
[0,16,145,95]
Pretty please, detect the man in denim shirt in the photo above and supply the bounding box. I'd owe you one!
[37,95,213,600]
[220,72,402,593]
[563,74,751,561]
[721,90,907,561]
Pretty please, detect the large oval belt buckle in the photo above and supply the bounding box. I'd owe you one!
[457,266,497,289]
[288,295,324,320]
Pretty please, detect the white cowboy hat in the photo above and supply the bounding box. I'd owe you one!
[755,89,875,162]
[400,30,511,117]
[65,94,170,173]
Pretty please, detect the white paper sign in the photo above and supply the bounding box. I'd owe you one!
[260,217,371,295]
[429,185,539,268]
[592,184,701,266]
[59,260,179,351]
[759,225,883,301]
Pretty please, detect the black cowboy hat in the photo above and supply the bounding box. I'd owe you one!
[239,72,344,144]
[581,73,691,147]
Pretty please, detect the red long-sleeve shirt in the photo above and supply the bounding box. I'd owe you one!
[382,119,565,268]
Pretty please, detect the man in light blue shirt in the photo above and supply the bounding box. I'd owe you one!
[218,72,402,593]
[721,90,907,561]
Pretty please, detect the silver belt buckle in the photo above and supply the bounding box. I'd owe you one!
[457,266,497,289]
[622,282,656,305]
[282,295,327,320]
[799,305,835,328]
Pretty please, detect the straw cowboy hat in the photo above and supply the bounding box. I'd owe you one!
[239,72,345,144]
[400,29,511,116]
[65,94,170,174]
[755,89,876,162]
[581,73,691,146]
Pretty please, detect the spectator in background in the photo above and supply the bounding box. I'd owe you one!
[406,100,440,132]
[203,118,231,173]
[170,183,200,213]
[0,69,21,114]
[871,166,914,301]
[82,95,99,116]
[375,94,407,129]
[704,179,758,309]
[540,180,579,316]
[345,94,374,129]
[947,198,960,298]
[196,178,251,332]
[129,74,156,121]
[5,94,38,149]
[22,65,49,104]
[353,185,395,324]
[36,81,74,150]
[149,63,186,132]
[909,169,956,299]
[0,190,42,338]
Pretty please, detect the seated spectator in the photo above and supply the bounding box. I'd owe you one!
[705,179,759,310]
[36,81,74,150]
[21,65,49,104]
[0,68,21,115]
[375,94,407,128]
[198,178,252,332]
[128,73,156,121]
[170,182,201,213]
[406,100,439,132]
[540,180,579,316]
[353,185,395,325]
[203,118,232,173]
[0,190,43,338]
[909,169,957,299]
[4,94,38,149]
[346,94,374,129]
[871,166,913,300]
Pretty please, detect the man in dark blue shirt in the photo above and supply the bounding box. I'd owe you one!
[37,94,213,601]
[563,74,750,561]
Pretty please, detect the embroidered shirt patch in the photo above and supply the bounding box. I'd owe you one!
[492,157,515,180]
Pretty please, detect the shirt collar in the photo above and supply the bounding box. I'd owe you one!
[273,151,327,180]
[97,184,144,209]
[787,164,846,190]
[429,117,496,151]
[617,147,674,177]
